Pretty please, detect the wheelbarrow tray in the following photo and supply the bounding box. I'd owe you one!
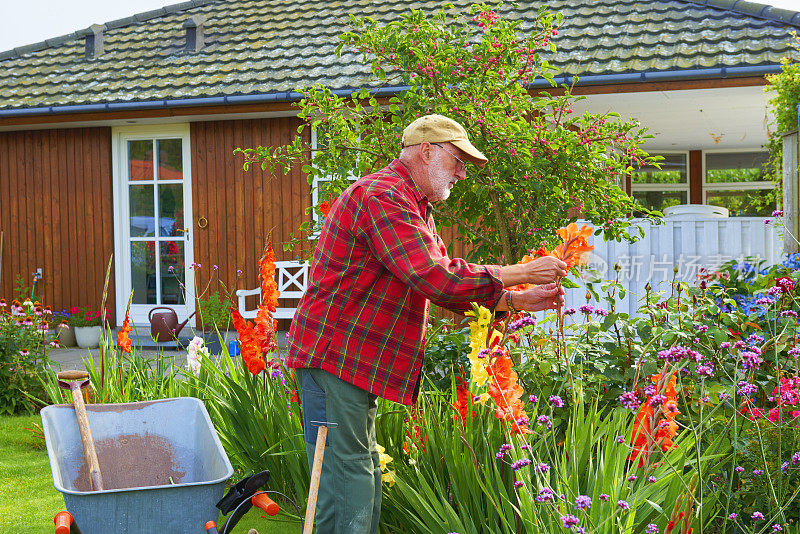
[41,397,233,534]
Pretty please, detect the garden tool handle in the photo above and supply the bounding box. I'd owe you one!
[72,384,103,491]
[58,374,103,491]
[252,492,279,516]
[57,370,89,381]
[303,425,328,534]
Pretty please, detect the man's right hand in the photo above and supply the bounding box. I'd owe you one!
[500,256,568,287]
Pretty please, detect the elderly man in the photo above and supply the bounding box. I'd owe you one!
[287,114,566,533]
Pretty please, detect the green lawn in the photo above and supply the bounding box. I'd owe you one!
[0,414,302,533]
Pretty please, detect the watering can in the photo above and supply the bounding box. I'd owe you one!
[148,307,196,341]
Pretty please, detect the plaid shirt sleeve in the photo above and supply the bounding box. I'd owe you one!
[356,184,503,308]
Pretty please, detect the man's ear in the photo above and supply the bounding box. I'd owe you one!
[419,141,434,164]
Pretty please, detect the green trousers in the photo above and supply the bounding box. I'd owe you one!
[297,368,381,534]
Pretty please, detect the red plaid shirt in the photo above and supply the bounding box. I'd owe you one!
[287,159,503,405]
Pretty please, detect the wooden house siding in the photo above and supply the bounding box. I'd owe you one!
[189,117,312,324]
[0,127,114,317]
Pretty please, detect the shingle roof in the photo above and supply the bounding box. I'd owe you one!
[0,0,797,111]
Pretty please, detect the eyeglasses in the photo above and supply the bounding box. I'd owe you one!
[432,143,467,171]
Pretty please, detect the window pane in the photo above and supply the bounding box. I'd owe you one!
[131,241,157,304]
[129,185,155,237]
[632,153,687,184]
[157,139,183,180]
[128,140,154,181]
[158,184,184,237]
[705,189,775,217]
[633,190,687,213]
[706,152,769,183]
[160,241,185,305]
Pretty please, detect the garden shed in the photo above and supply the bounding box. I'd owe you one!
[0,0,797,326]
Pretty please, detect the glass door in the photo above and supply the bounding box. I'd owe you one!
[114,126,194,327]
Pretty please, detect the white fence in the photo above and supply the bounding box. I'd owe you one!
[564,217,783,317]
[237,218,782,321]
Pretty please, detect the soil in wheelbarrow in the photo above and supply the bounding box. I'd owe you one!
[73,432,186,491]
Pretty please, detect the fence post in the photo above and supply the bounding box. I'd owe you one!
[782,127,799,253]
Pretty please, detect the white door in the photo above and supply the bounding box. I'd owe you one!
[112,125,195,327]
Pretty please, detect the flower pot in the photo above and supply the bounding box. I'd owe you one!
[74,326,103,349]
[56,324,77,347]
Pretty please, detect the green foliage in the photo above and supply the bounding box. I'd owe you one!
[238,3,658,263]
[0,301,51,414]
[12,274,41,303]
[198,291,232,331]
[422,318,471,391]
[764,32,800,208]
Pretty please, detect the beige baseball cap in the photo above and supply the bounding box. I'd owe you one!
[402,114,488,166]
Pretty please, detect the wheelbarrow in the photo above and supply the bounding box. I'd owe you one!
[41,397,235,533]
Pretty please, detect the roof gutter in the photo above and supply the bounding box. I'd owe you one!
[0,65,781,119]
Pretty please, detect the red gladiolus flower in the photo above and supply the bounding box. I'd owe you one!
[117,311,133,354]
[319,201,331,217]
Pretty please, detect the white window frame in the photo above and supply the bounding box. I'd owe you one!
[629,150,690,203]
[702,149,774,207]
[309,128,359,237]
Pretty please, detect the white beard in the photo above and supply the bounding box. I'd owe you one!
[427,158,457,202]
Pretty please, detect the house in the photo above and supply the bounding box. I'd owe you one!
[0,0,797,326]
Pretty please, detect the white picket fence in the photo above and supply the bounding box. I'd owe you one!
[237,218,783,321]
[563,217,783,317]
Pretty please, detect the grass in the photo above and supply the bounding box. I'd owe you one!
[0,414,302,533]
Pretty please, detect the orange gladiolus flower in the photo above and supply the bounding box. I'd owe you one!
[553,223,594,268]
[629,371,681,466]
[117,311,133,354]
[229,242,281,375]
[486,353,531,434]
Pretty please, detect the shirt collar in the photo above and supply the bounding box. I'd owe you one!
[390,159,427,206]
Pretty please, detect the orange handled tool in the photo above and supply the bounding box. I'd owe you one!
[252,492,280,516]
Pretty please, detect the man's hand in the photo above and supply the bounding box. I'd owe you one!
[513,283,564,312]
[500,256,568,287]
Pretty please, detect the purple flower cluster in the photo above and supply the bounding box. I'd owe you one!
[753,469,763,476]
[536,487,555,502]
[511,458,531,471]
[746,333,765,345]
[561,515,580,528]
[741,351,762,370]
[645,524,659,533]
[737,381,758,397]
[792,451,800,464]
[619,391,640,410]
[755,296,776,307]
[649,394,667,407]
[563,307,576,316]
[538,462,550,473]
[617,500,629,510]
[781,310,798,318]
[574,495,591,510]
[549,395,565,408]
[719,341,732,349]
[643,384,657,396]
[696,364,714,378]
[657,345,702,363]
[513,480,524,489]
[528,394,539,404]
[578,304,609,316]
[508,314,536,333]
[752,512,765,521]
[599,493,610,502]
[537,414,552,429]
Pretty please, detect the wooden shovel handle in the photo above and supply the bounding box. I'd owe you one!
[70,385,103,491]
[303,425,328,534]
[58,370,89,381]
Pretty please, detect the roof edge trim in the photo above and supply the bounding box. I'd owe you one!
[681,0,800,27]
[0,65,780,119]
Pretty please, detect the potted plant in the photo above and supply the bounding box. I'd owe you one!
[54,307,77,347]
[196,291,233,354]
[69,305,105,348]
